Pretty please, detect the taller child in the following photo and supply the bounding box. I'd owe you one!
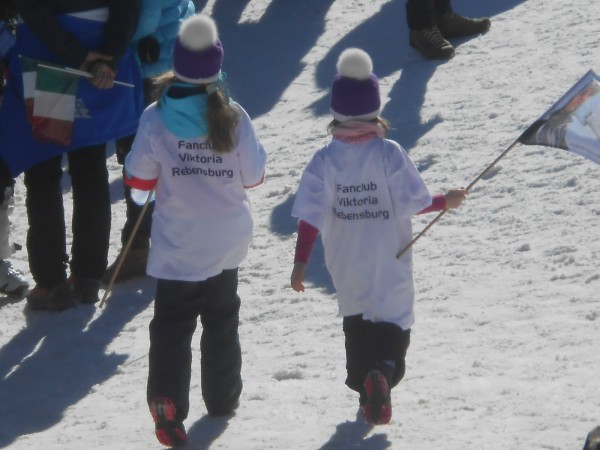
[124,14,267,448]
[290,48,466,425]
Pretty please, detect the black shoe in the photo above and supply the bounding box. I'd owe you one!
[436,12,491,39]
[583,426,600,450]
[70,275,101,304]
[26,281,76,311]
[409,27,455,60]
[102,247,148,284]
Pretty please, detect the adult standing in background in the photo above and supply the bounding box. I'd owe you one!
[0,0,144,311]
[406,0,491,59]
[0,3,29,298]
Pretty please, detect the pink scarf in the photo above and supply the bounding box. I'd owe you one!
[331,120,385,143]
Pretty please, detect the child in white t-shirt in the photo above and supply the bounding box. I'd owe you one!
[124,14,267,447]
[290,48,466,425]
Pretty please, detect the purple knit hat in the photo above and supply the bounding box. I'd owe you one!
[330,48,381,122]
[173,14,223,84]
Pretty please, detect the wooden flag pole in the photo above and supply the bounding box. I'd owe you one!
[99,188,155,308]
[395,137,523,259]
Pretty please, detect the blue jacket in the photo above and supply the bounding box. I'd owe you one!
[134,0,195,78]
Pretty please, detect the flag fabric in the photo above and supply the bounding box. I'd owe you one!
[31,64,78,146]
[19,54,37,121]
[519,70,600,164]
[0,21,15,59]
[20,57,79,146]
[0,13,144,176]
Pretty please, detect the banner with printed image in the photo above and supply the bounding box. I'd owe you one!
[519,70,600,164]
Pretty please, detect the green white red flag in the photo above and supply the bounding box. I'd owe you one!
[20,56,79,146]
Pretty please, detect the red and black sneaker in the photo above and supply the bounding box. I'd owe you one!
[150,397,187,448]
[362,370,392,425]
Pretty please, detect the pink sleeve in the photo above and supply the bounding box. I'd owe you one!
[417,194,446,214]
[294,220,320,264]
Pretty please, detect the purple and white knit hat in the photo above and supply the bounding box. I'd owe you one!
[330,48,381,122]
[173,14,223,84]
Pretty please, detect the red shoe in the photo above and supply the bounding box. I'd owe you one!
[362,370,392,425]
[150,397,187,448]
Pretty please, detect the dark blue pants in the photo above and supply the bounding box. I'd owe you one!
[343,315,411,399]
[147,269,243,419]
[24,145,110,288]
[406,0,453,30]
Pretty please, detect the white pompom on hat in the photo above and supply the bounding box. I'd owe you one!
[330,48,381,122]
[173,14,224,84]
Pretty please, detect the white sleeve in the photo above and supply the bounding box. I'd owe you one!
[386,141,432,217]
[291,152,326,230]
[234,104,267,188]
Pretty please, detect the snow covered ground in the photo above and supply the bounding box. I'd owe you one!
[1,0,599,448]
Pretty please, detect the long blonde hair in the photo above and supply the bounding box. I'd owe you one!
[154,72,240,153]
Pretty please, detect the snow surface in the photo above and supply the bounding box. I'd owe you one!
[1,0,599,448]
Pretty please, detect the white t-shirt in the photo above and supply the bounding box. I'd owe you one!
[292,137,431,328]
[125,102,267,281]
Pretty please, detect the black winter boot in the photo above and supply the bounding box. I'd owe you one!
[409,27,455,60]
[436,12,491,39]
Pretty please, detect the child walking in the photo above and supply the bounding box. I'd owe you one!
[123,14,267,447]
[290,48,466,425]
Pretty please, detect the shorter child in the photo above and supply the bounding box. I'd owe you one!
[124,14,267,447]
[290,48,467,425]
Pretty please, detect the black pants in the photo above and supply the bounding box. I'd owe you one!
[343,315,411,397]
[0,157,13,196]
[147,269,243,419]
[114,77,155,250]
[24,145,110,288]
[406,0,453,30]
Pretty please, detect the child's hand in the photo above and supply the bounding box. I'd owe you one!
[291,263,307,292]
[444,189,468,209]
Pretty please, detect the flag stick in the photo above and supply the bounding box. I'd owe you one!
[36,63,135,88]
[99,188,155,308]
[395,136,522,259]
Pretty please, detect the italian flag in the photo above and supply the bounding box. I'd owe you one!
[20,56,79,146]
[20,56,37,122]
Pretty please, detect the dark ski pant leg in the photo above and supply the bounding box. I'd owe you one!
[24,145,110,286]
[343,315,411,395]
[147,279,199,421]
[405,0,453,30]
[68,145,110,280]
[24,154,68,287]
[147,269,242,419]
[199,269,242,416]
[370,321,411,388]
